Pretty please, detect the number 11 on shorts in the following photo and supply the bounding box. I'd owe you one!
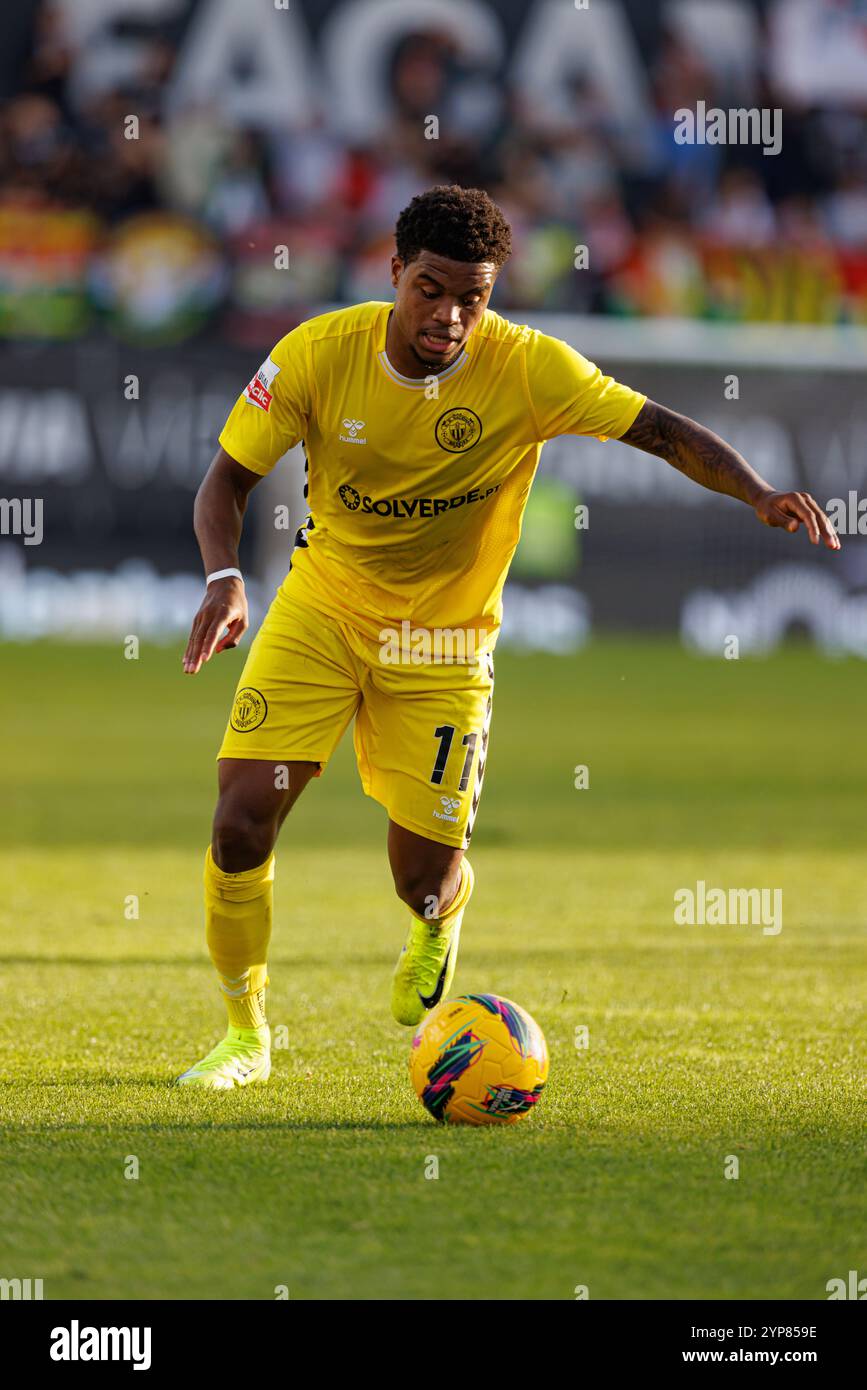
[430,724,477,791]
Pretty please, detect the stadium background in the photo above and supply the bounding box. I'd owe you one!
[1,0,866,1306]
[2,0,867,649]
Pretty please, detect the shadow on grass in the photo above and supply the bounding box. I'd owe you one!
[0,943,710,970]
[0,1070,557,1135]
[0,1076,434,1131]
[7,1120,435,1133]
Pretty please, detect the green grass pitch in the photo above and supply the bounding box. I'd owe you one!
[1,637,865,1300]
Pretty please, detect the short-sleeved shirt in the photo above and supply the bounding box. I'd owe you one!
[219,300,645,650]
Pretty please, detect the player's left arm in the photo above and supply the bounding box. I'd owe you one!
[620,400,840,551]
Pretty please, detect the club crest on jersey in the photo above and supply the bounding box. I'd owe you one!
[230,687,268,732]
[435,407,482,453]
[244,356,280,413]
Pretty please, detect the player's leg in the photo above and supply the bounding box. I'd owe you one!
[387,821,476,1024]
[212,754,317,872]
[177,584,362,1087]
[353,647,494,1025]
[387,820,464,920]
[177,758,319,1089]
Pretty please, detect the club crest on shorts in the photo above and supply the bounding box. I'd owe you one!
[434,407,482,453]
[230,687,268,732]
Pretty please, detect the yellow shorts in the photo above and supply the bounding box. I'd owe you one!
[217,584,495,848]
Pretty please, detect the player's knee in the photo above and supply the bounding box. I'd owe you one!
[212,804,276,873]
[393,867,458,921]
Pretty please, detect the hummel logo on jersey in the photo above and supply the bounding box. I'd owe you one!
[340,418,367,444]
[441,796,460,812]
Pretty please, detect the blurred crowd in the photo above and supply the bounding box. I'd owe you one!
[2,0,867,342]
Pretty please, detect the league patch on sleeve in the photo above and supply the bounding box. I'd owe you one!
[244,355,281,413]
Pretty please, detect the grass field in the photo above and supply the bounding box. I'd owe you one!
[1,638,865,1300]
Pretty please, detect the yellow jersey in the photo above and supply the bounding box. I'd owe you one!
[218,300,645,651]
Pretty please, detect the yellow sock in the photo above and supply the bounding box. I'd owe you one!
[204,847,274,1029]
[414,856,474,930]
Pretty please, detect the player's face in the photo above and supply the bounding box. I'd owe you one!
[389,252,497,374]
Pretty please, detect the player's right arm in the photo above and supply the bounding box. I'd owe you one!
[184,330,312,675]
[183,448,262,675]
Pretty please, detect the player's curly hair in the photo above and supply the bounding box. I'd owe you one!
[395,185,512,268]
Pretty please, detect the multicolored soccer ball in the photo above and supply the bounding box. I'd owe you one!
[409,993,549,1125]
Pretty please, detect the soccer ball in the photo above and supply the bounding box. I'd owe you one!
[409,993,549,1125]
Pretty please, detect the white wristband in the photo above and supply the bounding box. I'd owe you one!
[206,567,244,586]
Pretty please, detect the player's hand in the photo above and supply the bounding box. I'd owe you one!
[183,577,248,674]
[754,490,841,550]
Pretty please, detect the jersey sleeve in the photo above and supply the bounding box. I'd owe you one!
[524,330,646,443]
[218,325,312,475]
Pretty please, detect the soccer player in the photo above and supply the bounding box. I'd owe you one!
[176,185,839,1087]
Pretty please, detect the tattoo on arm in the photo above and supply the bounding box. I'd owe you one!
[620,400,772,507]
